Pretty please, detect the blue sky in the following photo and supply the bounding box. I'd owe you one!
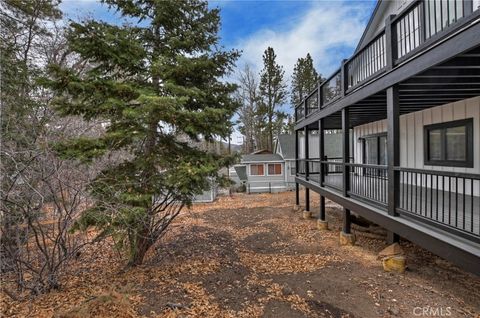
[60,0,377,144]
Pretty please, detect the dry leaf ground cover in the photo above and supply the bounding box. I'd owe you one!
[2,191,480,317]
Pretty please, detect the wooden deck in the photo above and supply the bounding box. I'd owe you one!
[306,173,480,236]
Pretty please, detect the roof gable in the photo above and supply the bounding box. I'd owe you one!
[276,134,295,159]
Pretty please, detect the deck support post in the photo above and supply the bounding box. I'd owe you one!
[303,188,312,219]
[317,118,328,229]
[304,126,309,181]
[319,118,325,186]
[294,129,301,211]
[317,195,328,230]
[303,126,312,218]
[319,195,326,220]
[295,183,300,206]
[387,85,400,244]
[342,108,350,197]
[340,208,355,245]
[340,108,354,243]
[343,208,351,233]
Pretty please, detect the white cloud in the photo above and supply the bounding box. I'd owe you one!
[235,1,371,80]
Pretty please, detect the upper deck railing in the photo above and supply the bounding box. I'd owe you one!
[295,0,480,123]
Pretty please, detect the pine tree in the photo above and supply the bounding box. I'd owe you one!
[46,0,240,266]
[291,53,320,108]
[258,47,287,151]
[236,64,259,154]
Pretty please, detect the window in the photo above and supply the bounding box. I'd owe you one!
[424,119,473,167]
[290,162,296,176]
[267,163,282,175]
[362,133,388,165]
[361,133,388,178]
[250,164,264,176]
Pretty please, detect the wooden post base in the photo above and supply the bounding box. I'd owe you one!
[317,220,328,230]
[302,210,313,219]
[339,231,356,246]
[293,204,302,212]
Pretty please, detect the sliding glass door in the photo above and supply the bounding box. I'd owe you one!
[363,134,387,177]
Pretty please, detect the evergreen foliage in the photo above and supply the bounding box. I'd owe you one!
[290,53,320,108]
[258,47,287,151]
[46,0,240,265]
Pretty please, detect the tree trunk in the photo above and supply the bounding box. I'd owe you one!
[129,227,152,266]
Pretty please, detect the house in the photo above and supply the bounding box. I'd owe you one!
[229,136,295,193]
[238,152,287,193]
[231,133,344,193]
[294,0,480,275]
[274,134,296,186]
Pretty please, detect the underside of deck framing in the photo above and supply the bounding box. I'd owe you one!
[296,176,480,276]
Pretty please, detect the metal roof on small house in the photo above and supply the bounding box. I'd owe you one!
[276,134,295,160]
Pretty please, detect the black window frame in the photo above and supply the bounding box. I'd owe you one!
[424,118,474,168]
[361,132,388,166]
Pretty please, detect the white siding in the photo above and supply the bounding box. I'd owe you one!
[298,131,346,159]
[353,96,480,195]
[298,132,320,159]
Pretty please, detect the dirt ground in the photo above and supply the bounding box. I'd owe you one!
[2,191,479,318]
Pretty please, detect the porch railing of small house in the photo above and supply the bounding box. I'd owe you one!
[396,167,480,241]
[294,0,480,123]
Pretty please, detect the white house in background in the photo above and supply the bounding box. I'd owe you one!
[230,133,345,193]
[294,0,480,275]
[230,135,297,193]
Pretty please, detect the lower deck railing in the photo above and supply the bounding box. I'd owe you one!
[347,163,388,207]
[297,159,480,238]
[396,167,480,239]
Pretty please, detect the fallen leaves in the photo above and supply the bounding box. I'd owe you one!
[238,251,336,275]
[2,191,479,318]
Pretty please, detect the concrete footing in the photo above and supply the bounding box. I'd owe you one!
[302,210,312,219]
[293,204,302,212]
[317,219,328,230]
[339,231,356,246]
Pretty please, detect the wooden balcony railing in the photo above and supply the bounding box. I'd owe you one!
[294,0,480,123]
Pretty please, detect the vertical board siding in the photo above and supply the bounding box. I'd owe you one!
[353,96,480,195]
